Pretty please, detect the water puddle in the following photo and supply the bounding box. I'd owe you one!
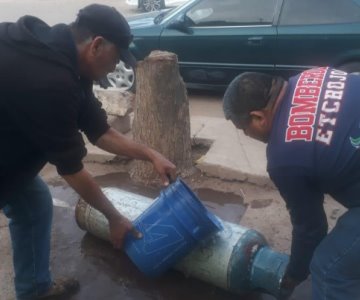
[195,188,246,224]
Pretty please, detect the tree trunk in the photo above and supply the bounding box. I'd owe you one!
[130,51,192,184]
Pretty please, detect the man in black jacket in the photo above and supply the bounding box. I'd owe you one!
[0,4,176,299]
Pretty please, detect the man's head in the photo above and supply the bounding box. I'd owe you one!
[71,4,136,80]
[223,72,285,143]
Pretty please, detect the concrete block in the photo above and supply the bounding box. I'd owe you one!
[107,114,131,134]
[84,143,117,163]
[93,86,134,117]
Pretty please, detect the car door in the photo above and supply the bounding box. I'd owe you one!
[275,0,360,78]
[158,0,280,88]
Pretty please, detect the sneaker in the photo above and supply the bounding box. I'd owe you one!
[35,278,80,299]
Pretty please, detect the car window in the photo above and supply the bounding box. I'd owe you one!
[185,0,277,27]
[280,0,360,25]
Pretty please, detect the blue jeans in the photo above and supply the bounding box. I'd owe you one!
[310,207,360,300]
[2,176,53,300]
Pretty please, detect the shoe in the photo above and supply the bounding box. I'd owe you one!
[35,278,80,299]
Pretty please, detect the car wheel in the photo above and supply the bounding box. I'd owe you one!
[140,0,165,12]
[338,62,360,75]
[99,61,136,92]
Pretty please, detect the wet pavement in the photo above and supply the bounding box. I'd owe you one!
[48,173,312,300]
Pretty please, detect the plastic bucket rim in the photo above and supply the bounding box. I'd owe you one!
[167,179,223,231]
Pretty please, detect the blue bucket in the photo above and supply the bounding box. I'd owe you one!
[124,178,223,277]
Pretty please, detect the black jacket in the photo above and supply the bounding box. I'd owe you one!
[0,16,109,200]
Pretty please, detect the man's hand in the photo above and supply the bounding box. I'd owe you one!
[96,128,176,185]
[278,273,301,300]
[63,168,143,249]
[150,151,176,186]
[108,214,142,249]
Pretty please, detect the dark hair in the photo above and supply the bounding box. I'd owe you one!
[74,4,132,49]
[223,72,284,128]
[70,4,136,67]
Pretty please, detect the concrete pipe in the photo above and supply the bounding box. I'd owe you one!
[75,187,289,298]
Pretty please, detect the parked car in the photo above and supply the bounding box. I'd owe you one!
[126,0,188,12]
[105,0,360,91]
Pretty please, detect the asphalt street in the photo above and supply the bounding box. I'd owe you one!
[0,0,136,24]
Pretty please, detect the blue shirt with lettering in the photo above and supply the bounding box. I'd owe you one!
[267,67,360,281]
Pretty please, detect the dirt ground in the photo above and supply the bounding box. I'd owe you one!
[0,157,347,300]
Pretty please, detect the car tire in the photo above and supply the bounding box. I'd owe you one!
[338,62,360,75]
[98,61,136,92]
[140,0,165,12]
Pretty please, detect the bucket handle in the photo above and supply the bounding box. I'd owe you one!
[167,174,175,184]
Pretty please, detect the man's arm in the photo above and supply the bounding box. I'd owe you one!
[63,167,140,249]
[78,86,176,184]
[270,167,328,281]
[96,128,176,185]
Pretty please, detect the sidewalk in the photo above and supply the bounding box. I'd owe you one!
[191,116,271,187]
[84,115,271,187]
